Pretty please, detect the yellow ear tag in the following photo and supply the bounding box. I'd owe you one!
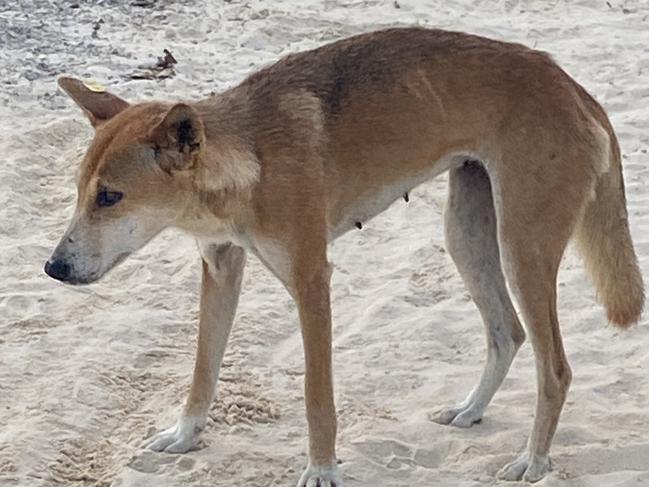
[82,79,106,93]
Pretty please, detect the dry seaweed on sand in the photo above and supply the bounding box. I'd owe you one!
[127,49,177,80]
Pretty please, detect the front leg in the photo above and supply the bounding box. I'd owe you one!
[293,262,341,487]
[146,242,246,453]
[253,234,341,486]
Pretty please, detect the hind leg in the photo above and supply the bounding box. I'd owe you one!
[495,235,572,482]
[490,148,592,481]
[433,161,525,428]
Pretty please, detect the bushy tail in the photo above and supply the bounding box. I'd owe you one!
[575,133,644,328]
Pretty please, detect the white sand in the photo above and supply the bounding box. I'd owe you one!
[1,1,649,486]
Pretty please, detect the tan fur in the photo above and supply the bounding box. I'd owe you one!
[570,92,644,327]
[46,28,644,486]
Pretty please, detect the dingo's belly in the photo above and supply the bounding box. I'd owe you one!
[325,153,469,240]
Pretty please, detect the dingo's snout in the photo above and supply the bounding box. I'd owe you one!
[44,258,71,282]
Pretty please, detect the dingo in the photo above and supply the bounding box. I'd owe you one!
[45,28,644,486]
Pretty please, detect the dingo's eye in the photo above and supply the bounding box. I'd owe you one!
[97,190,123,207]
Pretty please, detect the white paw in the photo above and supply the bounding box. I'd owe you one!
[144,415,205,453]
[430,403,483,428]
[297,462,343,487]
[497,452,551,482]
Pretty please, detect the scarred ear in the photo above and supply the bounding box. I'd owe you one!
[150,103,205,173]
[57,77,129,127]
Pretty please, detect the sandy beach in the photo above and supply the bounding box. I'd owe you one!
[1,1,649,486]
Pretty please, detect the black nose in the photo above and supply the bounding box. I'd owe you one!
[44,259,71,281]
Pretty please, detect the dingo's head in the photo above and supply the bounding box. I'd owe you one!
[45,77,207,284]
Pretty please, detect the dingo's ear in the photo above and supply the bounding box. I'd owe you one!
[150,103,205,173]
[58,77,129,127]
